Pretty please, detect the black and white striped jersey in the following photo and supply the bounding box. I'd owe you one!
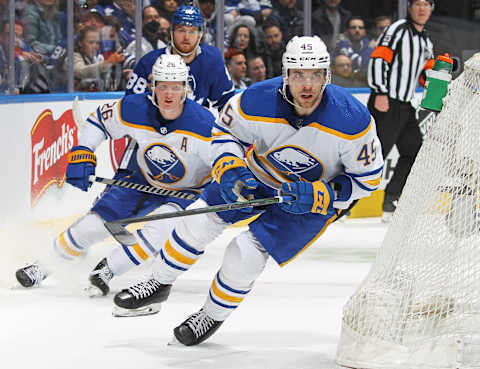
[368,19,434,102]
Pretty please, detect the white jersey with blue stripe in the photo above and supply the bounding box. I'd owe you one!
[212,77,384,208]
[80,93,214,193]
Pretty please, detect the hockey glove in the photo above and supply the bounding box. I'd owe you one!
[212,155,258,212]
[66,146,96,192]
[279,180,334,215]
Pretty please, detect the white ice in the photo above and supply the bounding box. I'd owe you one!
[1,218,387,369]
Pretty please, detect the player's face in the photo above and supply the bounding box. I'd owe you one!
[288,69,326,110]
[155,81,185,113]
[408,0,433,26]
[173,25,202,54]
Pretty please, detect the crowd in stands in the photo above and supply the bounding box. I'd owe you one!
[0,0,394,95]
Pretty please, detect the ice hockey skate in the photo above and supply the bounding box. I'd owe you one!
[85,258,114,297]
[15,262,48,288]
[112,278,171,317]
[173,309,223,346]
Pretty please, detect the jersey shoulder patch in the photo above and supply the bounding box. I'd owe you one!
[175,99,215,139]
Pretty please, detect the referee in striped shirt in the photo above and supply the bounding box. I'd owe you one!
[367,0,434,222]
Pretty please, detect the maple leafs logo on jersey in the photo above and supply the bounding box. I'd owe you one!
[144,144,186,184]
[266,146,324,182]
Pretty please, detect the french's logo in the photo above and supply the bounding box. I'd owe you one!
[31,109,77,206]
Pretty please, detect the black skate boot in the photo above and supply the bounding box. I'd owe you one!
[113,278,171,317]
[173,309,223,346]
[15,263,48,288]
[86,258,114,297]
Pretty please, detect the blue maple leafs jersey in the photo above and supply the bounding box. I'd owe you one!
[125,44,235,110]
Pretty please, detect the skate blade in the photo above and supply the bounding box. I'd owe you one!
[84,285,105,298]
[112,303,161,317]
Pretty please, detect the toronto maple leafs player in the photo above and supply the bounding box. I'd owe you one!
[125,4,235,111]
[15,55,215,296]
[112,36,384,345]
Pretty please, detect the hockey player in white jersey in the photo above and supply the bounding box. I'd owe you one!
[15,54,215,296]
[112,36,384,345]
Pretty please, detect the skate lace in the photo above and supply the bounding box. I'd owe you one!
[91,264,114,283]
[24,264,44,286]
[185,310,216,339]
[128,279,162,300]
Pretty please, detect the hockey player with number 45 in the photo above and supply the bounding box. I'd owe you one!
[15,54,215,296]
[112,36,384,346]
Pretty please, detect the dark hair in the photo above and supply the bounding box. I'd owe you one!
[262,16,281,33]
[77,24,99,43]
[228,23,257,59]
[346,15,365,28]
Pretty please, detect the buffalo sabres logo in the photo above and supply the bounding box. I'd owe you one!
[144,144,186,184]
[266,146,324,182]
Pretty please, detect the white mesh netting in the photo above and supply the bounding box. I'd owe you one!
[336,53,480,369]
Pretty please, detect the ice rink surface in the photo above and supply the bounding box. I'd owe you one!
[1,217,387,369]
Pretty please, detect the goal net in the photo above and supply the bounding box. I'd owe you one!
[336,53,480,369]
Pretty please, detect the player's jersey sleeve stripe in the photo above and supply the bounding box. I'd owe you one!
[309,117,373,140]
[351,177,377,192]
[346,166,383,178]
[86,116,110,139]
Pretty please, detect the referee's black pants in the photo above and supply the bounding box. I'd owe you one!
[368,94,422,201]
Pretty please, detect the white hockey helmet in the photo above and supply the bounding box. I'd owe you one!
[281,36,331,105]
[150,54,190,107]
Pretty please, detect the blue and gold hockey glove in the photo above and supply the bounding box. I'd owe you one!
[279,180,334,215]
[212,155,258,212]
[66,146,96,192]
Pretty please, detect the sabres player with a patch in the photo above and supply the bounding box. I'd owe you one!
[111,36,384,344]
[14,55,215,298]
[125,5,235,111]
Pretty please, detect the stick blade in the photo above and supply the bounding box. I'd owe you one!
[104,222,136,246]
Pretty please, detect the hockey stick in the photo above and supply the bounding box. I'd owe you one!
[89,176,198,200]
[104,195,293,245]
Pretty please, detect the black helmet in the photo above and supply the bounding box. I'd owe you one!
[408,0,435,11]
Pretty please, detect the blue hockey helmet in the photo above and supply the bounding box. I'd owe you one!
[171,5,204,30]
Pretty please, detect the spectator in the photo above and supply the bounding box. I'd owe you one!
[312,0,351,51]
[154,0,179,22]
[0,20,43,94]
[259,17,285,78]
[68,25,124,91]
[331,54,366,87]
[225,23,258,60]
[271,0,303,44]
[224,1,256,34]
[247,54,266,85]
[125,6,168,59]
[370,15,392,47]
[195,0,219,46]
[335,16,374,73]
[98,0,136,47]
[22,0,62,56]
[100,17,128,90]
[225,49,248,89]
